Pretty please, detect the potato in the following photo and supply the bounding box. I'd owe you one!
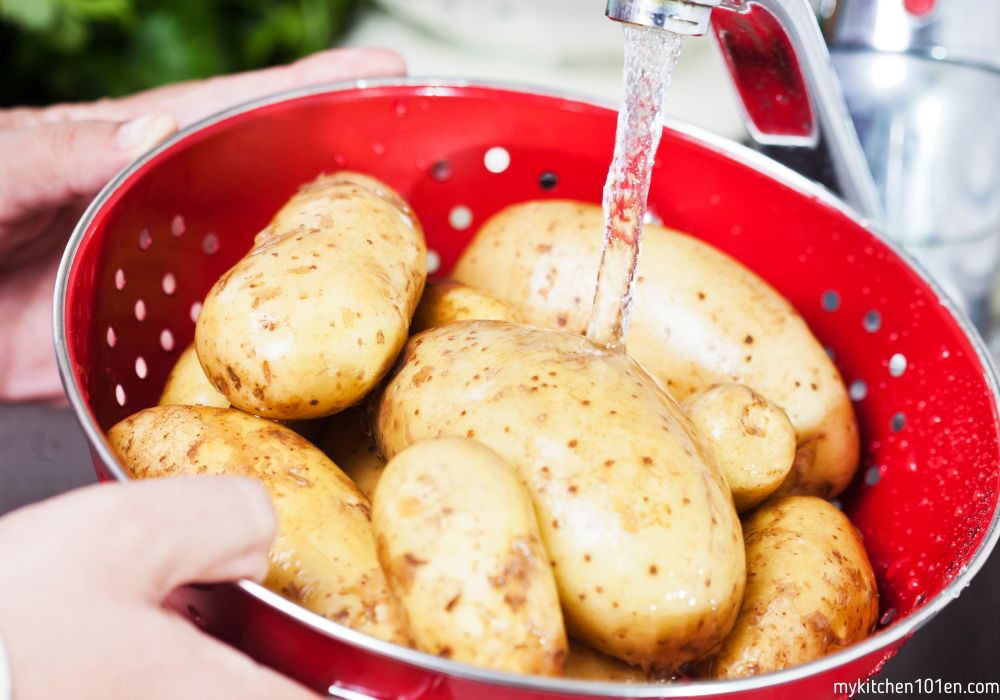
[563,643,648,682]
[375,321,745,671]
[319,407,385,499]
[452,201,858,498]
[158,344,229,408]
[159,343,325,441]
[707,496,878,678]
[683,384,796,512]
[410,280,519,333]
[107,405,410,645]
[196,172,426,420]
[373,437,566,675]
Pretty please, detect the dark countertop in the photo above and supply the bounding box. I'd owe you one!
[2,402,998,697]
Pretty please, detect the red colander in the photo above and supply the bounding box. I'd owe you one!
[54,80,1000,700]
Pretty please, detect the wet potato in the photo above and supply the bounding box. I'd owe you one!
[319,406,385,499]
[707,496,878,678]
[158,344,230,409]
[453,200,859,498]
[196,172,426,420]
[159,343,325,441]
[375,321,745,671]
[108,405,411,645]
[684,383,796,512]
[373,437,567,675]
[410,280,520,334]
[563,643,652,683]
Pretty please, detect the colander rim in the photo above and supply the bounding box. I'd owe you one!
[53,76,1000,697]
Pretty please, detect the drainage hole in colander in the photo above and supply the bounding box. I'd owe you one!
[138,228,152,251]
[865,465,881,486]
[891,411,906,432]
[879,608,896,626]
[889,352,907,377]
[190,302,202,323]
[135,356,148,379]
[114,269,126,291]
[864,309,882,333]
[106,326,117,348]
[171,215,186,238]
[915,592,926,605]
[431,161,452,182]
[427,250,441,275]
[202,233,220,256]
[160,329,175,352]
[484,147,510,174]
[115,384,126,407]
[449,206,473,231]
[134,299,146,322]
[821,289,840,312]
[539,171,558,190]
[849,379,867,401]
[162,273,177,296]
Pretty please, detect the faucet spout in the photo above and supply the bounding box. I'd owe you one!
[606,0,886,226]
[605,0,720,36]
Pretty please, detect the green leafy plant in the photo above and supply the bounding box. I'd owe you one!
[0,0,362,106]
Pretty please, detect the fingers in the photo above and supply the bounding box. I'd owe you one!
[16,47,406,131]
[0,114,176,224]
[102,477,278,600]
[0,250,64,402]
[7,477,278,600]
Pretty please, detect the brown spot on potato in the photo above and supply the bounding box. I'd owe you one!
[225,366,242,391]
[649,565,658,575]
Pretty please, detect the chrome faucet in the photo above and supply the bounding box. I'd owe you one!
[606,0,1000,331]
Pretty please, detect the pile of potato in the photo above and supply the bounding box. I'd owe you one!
[108,172,878,682]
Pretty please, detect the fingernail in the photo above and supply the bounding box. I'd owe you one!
[115,113,176,158]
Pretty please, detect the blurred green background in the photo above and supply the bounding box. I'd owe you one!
[0,0,363,106]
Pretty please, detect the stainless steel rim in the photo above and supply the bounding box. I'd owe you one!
[53,77,1000,697]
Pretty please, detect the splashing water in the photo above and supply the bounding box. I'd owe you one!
[587,26,685,349]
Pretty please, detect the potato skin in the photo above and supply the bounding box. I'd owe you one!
[708,496,878,678]
[453,201,858,498]
[375,321,745,671]
[410,280,519,333]
[684,384,796,512]
[319,407,385,499]
[563,643,648,682]
[159,344,230,408]
[373,437,567,675]
[196,172,426,420]
[107,405,410,645]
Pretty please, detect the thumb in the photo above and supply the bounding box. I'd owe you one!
[94,476,278,601]
[0,113,175,223]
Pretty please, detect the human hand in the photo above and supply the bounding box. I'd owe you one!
[0,47,404,402]
[0,476,320,699]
